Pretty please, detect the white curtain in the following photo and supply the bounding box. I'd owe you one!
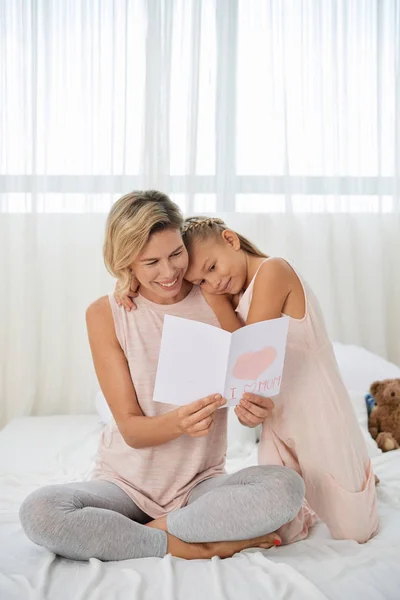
[1,0,400,427]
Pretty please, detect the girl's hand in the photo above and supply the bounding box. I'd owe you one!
[202,290,234,308]
[115,275,140,311]
[234,394,274,428]
[202,291,242,333]
[202,290,241,310]
[176,394,227,438]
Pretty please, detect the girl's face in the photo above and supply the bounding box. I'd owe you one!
[130,228,189,303]
[185,231,248,295]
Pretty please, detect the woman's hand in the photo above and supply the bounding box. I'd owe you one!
[176,394,227,438]
[234,394,274,428]
[115,274,140,311]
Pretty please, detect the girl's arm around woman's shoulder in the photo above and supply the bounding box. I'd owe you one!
[247,257,305,324]
[201,291,243,333]
[86,296,182,449]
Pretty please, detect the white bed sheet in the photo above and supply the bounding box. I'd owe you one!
[0,415,399,600]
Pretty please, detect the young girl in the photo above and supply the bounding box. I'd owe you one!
[117,213,379,544]
[181,216,379,544]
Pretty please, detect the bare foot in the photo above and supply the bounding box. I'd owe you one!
[202,532,281,559]
[146,515,281,559]
[165,531,281,560]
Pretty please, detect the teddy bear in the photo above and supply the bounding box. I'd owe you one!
[368,379,400,452]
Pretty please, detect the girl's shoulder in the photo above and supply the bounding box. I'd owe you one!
[252,257,295,290]
[246,257,305,322]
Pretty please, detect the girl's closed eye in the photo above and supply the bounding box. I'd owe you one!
[197,263,215,285]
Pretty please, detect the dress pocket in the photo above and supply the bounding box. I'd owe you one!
[321,460,379,542]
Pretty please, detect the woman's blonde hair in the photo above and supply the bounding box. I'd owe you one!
[104,190,184,296]
[182,216,266,258]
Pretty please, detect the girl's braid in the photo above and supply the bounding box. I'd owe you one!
[181,216,226,235]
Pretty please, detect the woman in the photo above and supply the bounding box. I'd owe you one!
[19,190,304,562]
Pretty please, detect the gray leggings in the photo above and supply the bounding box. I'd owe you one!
[19,465,304,561]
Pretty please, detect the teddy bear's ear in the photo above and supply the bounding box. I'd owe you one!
[370,381,383,396]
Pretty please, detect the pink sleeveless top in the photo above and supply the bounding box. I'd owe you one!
[91,285,228,518]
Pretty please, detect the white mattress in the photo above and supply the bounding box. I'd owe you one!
[0,415,400,600]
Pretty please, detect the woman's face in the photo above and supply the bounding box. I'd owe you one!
[185,232,248,295]
[131,228,189,303]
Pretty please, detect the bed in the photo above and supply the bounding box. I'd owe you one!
[1,345,400,600]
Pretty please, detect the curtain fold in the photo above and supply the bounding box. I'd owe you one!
[2,0,400,211]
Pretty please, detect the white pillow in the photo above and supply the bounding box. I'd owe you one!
[347,390,382,458]
[333,342,400,393]
[0,415,103,476]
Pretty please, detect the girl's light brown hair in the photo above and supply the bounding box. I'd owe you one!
[182,216,267,258]
[104,190,184,296]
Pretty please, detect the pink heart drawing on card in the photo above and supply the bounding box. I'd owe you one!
[232,347,277,380]
[244,381,257,394]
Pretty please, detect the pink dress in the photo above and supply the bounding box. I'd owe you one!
[91,286,228,519]
[236,259,379,544]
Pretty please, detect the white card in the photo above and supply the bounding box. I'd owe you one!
[153,315,289,406]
